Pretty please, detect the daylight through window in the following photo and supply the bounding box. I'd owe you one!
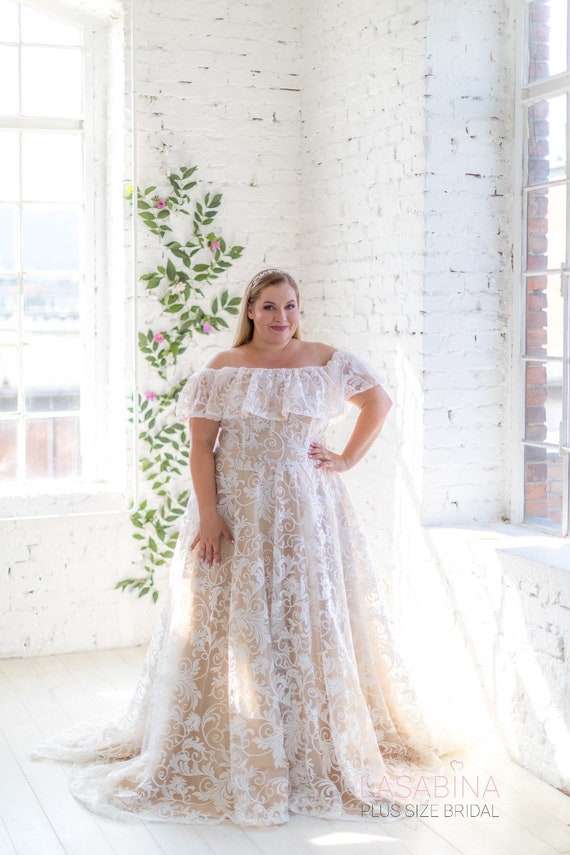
[521,0,570,534]
[0,0,85,483]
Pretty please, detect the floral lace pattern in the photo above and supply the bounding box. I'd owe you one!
[31,349,442,827]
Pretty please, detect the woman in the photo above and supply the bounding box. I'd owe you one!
[32,268,441,826]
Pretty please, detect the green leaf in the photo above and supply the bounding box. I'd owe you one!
[166,258,177,281]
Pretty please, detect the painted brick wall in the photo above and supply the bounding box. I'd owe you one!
[300,0,428,571]
[422,0,513,525]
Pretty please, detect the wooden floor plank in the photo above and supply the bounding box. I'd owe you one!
[1,646,568,855]
[422,810,563,855]
[244,816,323,855]
[487,754,570,825]
[445,747,570,851]
[376,814,463,854]
[0,670,118,855]
[0,814,18,855]
[142,818,216,855]
[286,815,416,854]
[194,821,266,854]
[0,736,66,855]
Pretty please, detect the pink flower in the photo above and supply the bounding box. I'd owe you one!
[153,332,165,343]
[155,198,166,209]
[144,391,156,401]
[171,282,185,293]
[210,240,221,252]
[202,321,213,333]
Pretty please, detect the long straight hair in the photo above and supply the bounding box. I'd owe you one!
[232,269,302,347]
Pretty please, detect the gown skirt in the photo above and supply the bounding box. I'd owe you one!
[31,349,444,826]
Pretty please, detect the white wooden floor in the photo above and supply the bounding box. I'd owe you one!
[0,646,568,855]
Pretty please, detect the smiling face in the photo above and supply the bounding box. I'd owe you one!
[247,282,300,346]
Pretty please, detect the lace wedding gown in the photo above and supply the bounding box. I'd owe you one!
[31,348,442,826]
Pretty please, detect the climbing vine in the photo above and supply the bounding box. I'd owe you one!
[116,165,243,602]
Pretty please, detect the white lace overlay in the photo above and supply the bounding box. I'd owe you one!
[31,349,444,827]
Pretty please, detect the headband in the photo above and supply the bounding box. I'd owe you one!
[248,268,291,290]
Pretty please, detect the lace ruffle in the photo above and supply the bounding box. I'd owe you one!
[175,348,384,422]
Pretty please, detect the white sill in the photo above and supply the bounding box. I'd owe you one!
[429,522,570,575]
[0,481,133,521]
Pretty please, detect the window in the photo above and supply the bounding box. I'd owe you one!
[520,0,570,534]
[0,0,131,513]
[0,0,86,484]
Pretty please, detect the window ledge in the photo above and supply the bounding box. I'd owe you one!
[0,482,132,521]
[427,522,570,575]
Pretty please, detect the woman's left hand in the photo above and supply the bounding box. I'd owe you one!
[308,442,349,472]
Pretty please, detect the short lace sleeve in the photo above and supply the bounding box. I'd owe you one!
[333,349,385,400]
[175,370,222,422]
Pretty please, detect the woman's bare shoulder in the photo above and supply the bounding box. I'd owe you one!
[204,348,246,370]
[302,341,337,366]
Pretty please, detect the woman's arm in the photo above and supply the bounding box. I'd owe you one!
[188,416,234,565]
[308,385,392,472]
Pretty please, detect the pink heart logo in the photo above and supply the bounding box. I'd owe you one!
[450,760,464,772]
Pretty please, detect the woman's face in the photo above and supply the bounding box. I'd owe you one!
[247,282,299,345]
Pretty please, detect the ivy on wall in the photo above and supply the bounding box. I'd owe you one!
[116,166,243,602]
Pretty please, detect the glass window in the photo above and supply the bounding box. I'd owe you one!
[0,0,85,485]
[521,0,570,533]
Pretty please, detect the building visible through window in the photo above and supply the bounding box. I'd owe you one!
[522,0,570,534]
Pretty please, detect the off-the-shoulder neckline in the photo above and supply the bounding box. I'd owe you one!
[202,348,346,372]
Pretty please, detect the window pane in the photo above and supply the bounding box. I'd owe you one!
[23,275,79,323]
[22,208,79,271]
[0,0,19,42]
[0,207,17,271]
[524,444,566,532]
[527,96,566,186]
[23,328,81,409]
[21,7,82,46]
[528,0,568,83]
[0,133,20,201]
[526,185,567,271]
[0,419,18,479]
[21,132,82,202]
[525,273,564,357]
[525,360,562,444]
[21,46,82,118]
[0,276,17,330]
[25,416,80,479]
[0,45,19,114]
[0,325,17,412]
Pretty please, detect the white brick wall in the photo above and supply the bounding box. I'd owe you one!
[1,0,568,793]
[422,0,513,525]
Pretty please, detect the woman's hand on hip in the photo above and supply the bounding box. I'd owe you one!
[191,511,234,566]
[308,442,349,472]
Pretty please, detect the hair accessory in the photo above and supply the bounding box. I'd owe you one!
[249,268,290,290]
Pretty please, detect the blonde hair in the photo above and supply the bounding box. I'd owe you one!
[232,269,302,347]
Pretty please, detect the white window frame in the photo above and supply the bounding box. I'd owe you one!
[514,0,570,536]
[0,0,134,520]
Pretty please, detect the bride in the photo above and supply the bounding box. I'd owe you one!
[31,268,442,826]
